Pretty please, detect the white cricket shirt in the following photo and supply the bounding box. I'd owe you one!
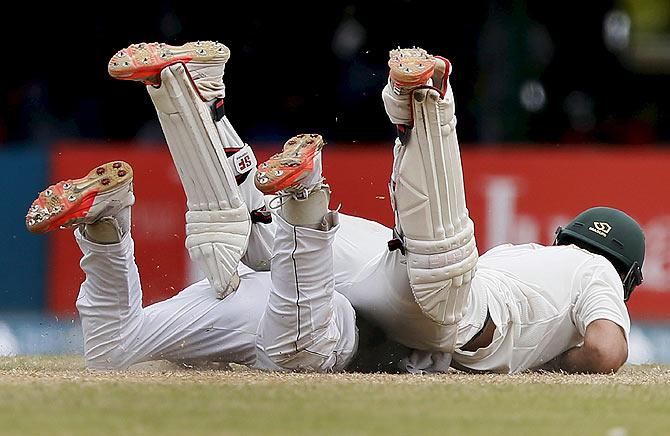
[453,243,631,373]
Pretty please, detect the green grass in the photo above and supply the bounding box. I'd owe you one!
[0,357,668,435]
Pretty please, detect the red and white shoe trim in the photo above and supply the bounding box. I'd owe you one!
[26,161,133,234]
[108,41,229,86]
[254,134,324,196]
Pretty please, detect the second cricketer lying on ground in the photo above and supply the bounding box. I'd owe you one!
[26,41,644,374]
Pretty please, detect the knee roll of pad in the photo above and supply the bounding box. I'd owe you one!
[405,219,478,330]
[185,208,251,299]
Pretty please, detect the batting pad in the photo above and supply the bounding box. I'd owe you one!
[147,64,251,299]
[391,87,478,337]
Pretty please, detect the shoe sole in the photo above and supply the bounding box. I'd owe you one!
[26,161,133,234]
[255,134,324,195]
[108,41,230,84]
[388,47,436,88]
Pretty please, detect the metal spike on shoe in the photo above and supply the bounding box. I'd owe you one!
[108,41,230,85]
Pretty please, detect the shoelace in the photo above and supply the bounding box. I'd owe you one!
[267,179,326,210]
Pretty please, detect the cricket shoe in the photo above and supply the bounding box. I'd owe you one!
[388,47,451,96]
[254,134,324,199]
[26,161,134,234]
[108,41,230,86]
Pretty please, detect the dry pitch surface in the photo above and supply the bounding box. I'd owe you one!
[1,357,669,436]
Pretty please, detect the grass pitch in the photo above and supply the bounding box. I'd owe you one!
[0,357,668,435]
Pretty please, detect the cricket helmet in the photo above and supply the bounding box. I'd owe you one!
[555,206,645,301]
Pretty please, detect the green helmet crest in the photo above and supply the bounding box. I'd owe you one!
[555,206,645,301]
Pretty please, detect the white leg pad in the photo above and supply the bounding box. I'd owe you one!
[390,86,478,336]
[147,64,251,298]
[147,65,245,211]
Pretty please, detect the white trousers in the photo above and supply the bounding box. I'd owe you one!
[75,229,267,370]
[256,214,357,372]
[75,213,357,372]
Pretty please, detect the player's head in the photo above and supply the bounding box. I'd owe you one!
[554,206,645,302]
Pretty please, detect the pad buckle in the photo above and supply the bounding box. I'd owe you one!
[250,206,272,224]
[212,98,225,122]
[396,124,411,145]
[387,228,406,254]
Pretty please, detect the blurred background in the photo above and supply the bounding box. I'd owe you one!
[1,1,669,362]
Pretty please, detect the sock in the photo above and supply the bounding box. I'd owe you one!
[280,186,330,230]
[187,62,225,101]
[83,206,131,244]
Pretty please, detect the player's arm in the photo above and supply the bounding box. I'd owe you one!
[542,319,628,374]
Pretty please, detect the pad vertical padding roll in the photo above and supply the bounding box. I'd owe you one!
[147,65,251,298]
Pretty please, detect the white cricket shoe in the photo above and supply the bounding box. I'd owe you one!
[26,161,134,234]
[108,41,229,101]
[388,47,451,96]
[254,134,325,199]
